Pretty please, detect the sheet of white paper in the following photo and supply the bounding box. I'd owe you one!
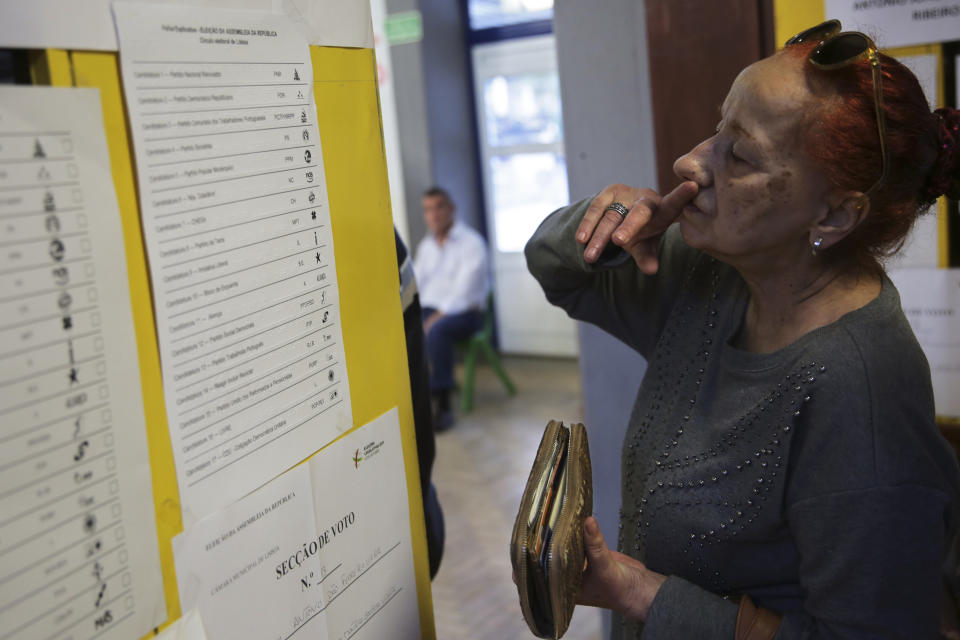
[307,408,420,640]
[884,54,939,270]
[114,2,353,523]
[889,268,960,417]
[0,0,372,52]
[825,0,960,49]
[173,407,420,640]
[173,465,329,639]
[156,608,210,640]
[0,86,165,639]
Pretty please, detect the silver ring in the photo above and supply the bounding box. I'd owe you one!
[605,202,629,218]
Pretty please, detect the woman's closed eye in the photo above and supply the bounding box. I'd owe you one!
[729,145,751,166]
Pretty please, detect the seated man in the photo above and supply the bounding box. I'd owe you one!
[412,186,490,430]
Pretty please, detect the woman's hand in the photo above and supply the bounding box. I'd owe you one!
[576,182,698,274]
[577,516,667,622]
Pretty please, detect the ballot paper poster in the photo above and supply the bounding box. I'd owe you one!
[114,3,353,523]
[173,408,420,640]
[0,86,165,639]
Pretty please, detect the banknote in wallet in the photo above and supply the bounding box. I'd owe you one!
[511,420,592,639]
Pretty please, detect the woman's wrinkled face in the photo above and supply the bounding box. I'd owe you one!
[673,52,832,266]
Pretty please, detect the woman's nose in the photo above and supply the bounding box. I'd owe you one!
[673,138,713,188]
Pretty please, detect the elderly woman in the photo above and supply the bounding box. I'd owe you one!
[526,21,960,639]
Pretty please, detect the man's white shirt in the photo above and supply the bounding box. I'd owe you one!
[413,221,491,314]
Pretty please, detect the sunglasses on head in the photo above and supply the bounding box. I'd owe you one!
[786,20,888,199]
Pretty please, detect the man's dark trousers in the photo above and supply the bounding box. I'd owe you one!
[421,307,484,391]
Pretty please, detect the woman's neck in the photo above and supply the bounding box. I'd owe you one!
[733,257,881,354]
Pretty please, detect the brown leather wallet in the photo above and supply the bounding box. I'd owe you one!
[511,420,593,639]
[735,595,782,640]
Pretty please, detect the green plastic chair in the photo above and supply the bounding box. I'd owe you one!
[459,293,517,412]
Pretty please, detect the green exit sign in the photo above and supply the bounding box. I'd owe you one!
[385,11,423,45]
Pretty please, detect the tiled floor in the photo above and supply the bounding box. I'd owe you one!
[429,356,604,640]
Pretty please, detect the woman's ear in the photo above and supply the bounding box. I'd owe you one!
[810,192,869,250]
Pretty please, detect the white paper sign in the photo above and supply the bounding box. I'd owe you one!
[0,86,165,640]
[173,408,420,640]
[114,2,352,523]
[0,0,373,52]
[883,54,940,269]
[306,408,420,640]
[889,268,960,417]
[826,0,960,48]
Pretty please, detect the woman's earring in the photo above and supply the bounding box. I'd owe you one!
[811,236,823,256]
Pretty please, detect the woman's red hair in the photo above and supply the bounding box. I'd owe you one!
[785,40,959,272]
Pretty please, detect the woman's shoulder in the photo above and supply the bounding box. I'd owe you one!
[785,283,960,504]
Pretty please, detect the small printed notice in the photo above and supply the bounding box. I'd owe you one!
[113,3,352,522]
[826,0,960,49]
[890,268,960,417]
[0,86,165,639]
[173,408,420,640]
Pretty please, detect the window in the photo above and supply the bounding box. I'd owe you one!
[468,0,553,31]
[472,35,566,253]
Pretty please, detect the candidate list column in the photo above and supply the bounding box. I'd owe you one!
[0,86,164,640]
[115,5,352,521]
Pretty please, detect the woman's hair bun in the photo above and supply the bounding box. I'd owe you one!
[923,107,960,201]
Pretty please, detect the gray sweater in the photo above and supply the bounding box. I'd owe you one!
[525,197,960,639]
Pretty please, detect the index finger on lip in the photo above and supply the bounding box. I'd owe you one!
[657,181,699,220]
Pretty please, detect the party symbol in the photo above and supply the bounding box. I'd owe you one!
[304,150,312,163]
[328,369,334,382]
[308,191,316,203]
[322,311,329,323]
[62,315,72,330]
[310,210,316,221]
[49,238,65,262]
[305,171,314,183]
[302,129,309,141]
[45,214,60,233]
[95,582,107,607]
[37,166,50,180]
[69,367,79,385]
[94,609,113,628]
[83,513,97,534]
[58,290,72,310]
[315,251,321,264]
[86,539,101,557]
[92,561,103,581]
[33,138,46,158]
[293,68,300,81]
[43,191,55,212]
[300,110,307,123]
[53,265,69,286]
